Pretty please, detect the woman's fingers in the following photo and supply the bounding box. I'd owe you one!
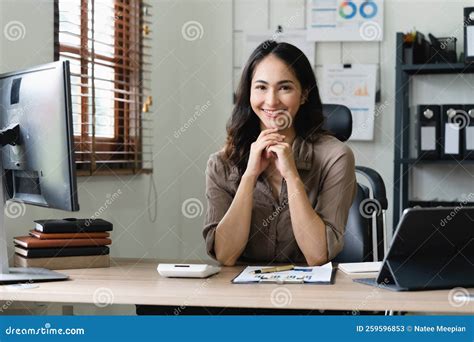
[258,127,279,138]
[259,140,281,153]
[250,130,286,163]
[267,144,278,152]
[253,135,283,152]
[267,143,285,154]
[250,139,279,162]
[259,134,285,145]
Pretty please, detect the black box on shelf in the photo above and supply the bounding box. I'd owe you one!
[440,105,465,159]
[403,32,431,64]
[417,105,441,160]
[429,34,457,63]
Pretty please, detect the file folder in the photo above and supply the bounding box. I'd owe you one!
[440,105,463,159]
[464,7,474,63]
[462,104,474,159]
[417,105,440,159]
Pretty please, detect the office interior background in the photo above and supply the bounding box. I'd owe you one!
[0,0,473,314]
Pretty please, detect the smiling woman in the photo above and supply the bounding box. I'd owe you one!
[203,41,357,266]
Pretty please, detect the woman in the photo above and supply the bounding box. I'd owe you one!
[203,41,356,266]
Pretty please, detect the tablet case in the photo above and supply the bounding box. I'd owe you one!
[354,207,474,291]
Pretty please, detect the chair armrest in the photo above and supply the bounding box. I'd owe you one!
[355,166,388,210]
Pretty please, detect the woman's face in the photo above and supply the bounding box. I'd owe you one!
[250,54,305,131]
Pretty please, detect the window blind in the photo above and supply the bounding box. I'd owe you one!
[54,0,153,176]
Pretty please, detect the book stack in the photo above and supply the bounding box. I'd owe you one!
[13,218,113,270]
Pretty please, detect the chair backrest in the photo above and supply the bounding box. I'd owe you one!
[321,104,352,142]
[321,104,375,263]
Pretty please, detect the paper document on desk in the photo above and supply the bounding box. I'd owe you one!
[338,262,382,274]
[232,262,334,284]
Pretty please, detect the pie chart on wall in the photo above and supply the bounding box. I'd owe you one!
[330,81,345,97]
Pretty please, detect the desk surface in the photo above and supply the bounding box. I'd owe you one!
[0,258,471,313]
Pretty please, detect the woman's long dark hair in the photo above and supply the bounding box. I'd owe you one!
[223,40,326,175]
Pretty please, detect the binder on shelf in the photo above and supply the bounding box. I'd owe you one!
[464,7,474,63]
[440,105,464,159]
[417,105,440,159]
[462,104,474,159]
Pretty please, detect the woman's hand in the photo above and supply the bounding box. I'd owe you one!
[243,128,285,179]
[267,142,299,180]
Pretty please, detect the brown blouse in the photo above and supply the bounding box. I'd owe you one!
[203,134,357,264]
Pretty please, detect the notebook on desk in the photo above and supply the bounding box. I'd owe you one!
[338,262,382,274]
[232,262,335,284]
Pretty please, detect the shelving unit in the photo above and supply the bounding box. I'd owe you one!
[392,32,474,227]
[398,158,474,164]
[401,63,474,74]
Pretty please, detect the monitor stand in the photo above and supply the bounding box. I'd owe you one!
[0,124,68,284]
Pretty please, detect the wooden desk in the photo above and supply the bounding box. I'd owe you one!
[0,258,471,313]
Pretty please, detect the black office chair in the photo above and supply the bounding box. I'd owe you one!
[322,104,388,263]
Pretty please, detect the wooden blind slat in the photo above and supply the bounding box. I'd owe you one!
[73,122,152,128]
[71,86,149,98]
[71,108,152,116]
[60,52,146,73]
[79,141,152,146]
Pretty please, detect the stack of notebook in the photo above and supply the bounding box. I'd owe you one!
[13,218,113,270]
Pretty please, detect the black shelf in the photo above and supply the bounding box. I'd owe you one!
[398,158,474,164]
[408,201,474,208]
[392,32,474,229]
[401,62,474,75]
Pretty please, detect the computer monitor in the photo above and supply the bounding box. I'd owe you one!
[0,61,79,283]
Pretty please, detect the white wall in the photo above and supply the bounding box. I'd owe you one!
[154,0,233,261]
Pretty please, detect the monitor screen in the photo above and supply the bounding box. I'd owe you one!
[0,61,79,211]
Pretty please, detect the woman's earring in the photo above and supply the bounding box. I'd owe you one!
[301,91,308,104]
